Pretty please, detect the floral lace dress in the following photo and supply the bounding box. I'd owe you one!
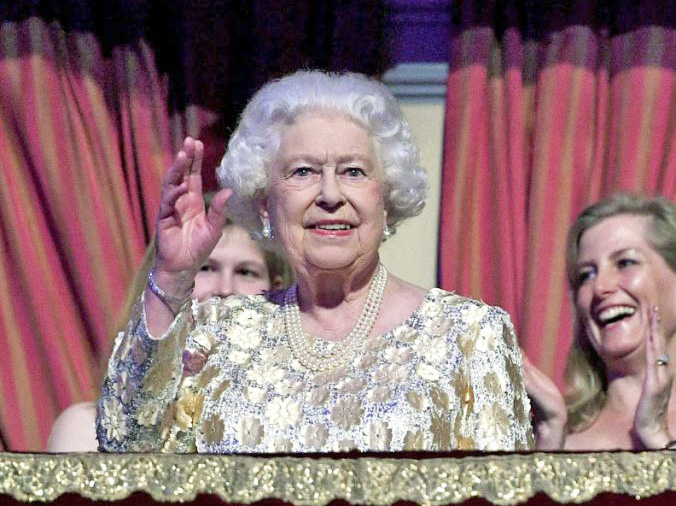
[97,288,533,452]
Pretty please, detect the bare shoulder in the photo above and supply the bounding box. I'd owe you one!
[46,401,98,452]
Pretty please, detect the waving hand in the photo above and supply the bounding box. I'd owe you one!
[145,137,231,334]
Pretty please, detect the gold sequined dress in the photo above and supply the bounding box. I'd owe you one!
[97,289,533,452]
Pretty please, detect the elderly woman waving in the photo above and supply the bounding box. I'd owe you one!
[97,71,532,452]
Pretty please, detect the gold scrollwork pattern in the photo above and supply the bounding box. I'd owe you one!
[0,451,674,504]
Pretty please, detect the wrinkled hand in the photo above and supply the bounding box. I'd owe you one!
[521,350,568,450]
[153,137,231,290]
[634,306,673,449]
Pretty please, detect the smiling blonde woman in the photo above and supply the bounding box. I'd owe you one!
[524,194,676,450]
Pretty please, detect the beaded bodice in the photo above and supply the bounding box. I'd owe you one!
[97,289,533,452]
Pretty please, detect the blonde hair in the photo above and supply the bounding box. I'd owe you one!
[114,222,292,335]
[563,193,676,432]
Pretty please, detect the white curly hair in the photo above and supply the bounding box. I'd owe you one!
[217,70,428,240]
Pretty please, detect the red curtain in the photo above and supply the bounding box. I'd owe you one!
[439,1,675,385]
[0,1,388,451]
[0,17,171,450]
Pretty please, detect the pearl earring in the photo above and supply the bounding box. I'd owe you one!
[382,222,392,242]
[261,214,273,240]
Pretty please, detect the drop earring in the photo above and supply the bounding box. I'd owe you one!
[261,214,273,240]
[382,211,392,242]
[382,222,392,242]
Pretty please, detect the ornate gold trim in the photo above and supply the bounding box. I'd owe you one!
[1,451,674,504]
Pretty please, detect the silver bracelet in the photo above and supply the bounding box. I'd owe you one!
[147,269,194,314]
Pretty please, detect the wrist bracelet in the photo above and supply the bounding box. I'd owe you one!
[147,269,194,314]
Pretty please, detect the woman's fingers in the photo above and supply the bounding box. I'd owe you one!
[644,306,669,386]
[153,137,238,279]
[651,306,668,370]
[206,188,233,231]
[163,151,187,188]
[644,306,657,386]
[159,137,208,219]
[520,349,567,449]
[187,138,204,176]
[164,137,198,185]
[183,138,204,193]
[522,355,563,412]
[635,305,673,449]
[522,355,542,394]
[162,137,202,188]
[522,351,553,397]
[157,182,189,220]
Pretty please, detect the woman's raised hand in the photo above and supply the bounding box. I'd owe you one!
[154,137,231,285]
[634,306,674,449]
[521,351,568,450]
[144,138,231,335]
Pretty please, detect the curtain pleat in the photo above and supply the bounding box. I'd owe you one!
[0,17,169,450]
[1,1,388,452]
[439,2,675,385]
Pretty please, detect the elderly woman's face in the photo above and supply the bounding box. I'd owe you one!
[264,112,385,273]
[574,214,676,365]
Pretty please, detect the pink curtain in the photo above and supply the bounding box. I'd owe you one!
[0,1,388,451]
[439,2,675,385]
[0,17,171,450]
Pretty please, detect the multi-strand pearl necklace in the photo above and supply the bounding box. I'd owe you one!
[285,264,388,372]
